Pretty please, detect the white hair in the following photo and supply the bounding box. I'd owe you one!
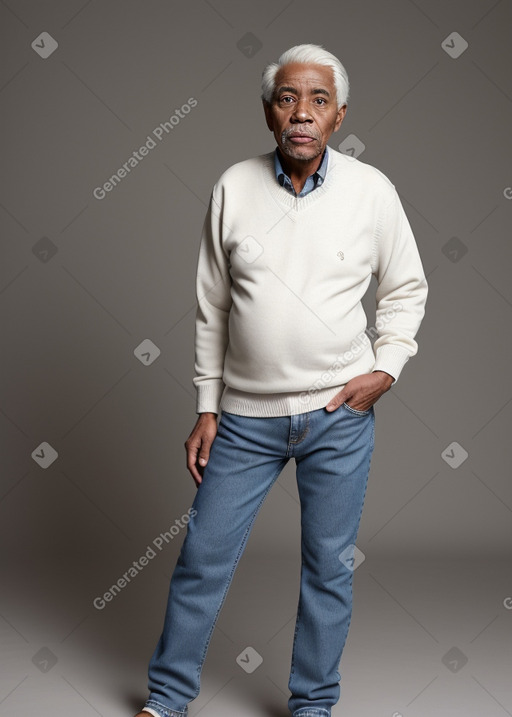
[261,43,349,110]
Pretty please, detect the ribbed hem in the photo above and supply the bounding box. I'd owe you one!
[219,384,347,417]
[372,343,412,385]
[196,344,412,417]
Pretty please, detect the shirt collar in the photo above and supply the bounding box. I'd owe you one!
[274,144,329,189]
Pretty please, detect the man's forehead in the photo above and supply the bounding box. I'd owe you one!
[274,62,335,89]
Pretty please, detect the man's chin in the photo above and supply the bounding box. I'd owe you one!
[280,143,323,161]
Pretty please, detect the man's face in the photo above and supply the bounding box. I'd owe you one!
[263,62,347,162]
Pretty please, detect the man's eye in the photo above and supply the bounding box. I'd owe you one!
[280,96,294,103]
[315,98,327,105]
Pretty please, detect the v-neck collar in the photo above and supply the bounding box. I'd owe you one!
[261,147,341,218]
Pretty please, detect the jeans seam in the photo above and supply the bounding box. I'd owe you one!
[342,401,371,416]
[289,552,304,677]
[289,411,310,445]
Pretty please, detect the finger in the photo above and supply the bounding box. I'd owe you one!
[198,451,209,467]
[198,427,217,465]
[326,393,348,411]
[186,444,202,483]
[187,459,202,486]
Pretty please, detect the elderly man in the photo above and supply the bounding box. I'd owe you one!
[136,43,428,717]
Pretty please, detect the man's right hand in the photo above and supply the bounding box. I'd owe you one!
[185,412,219,487]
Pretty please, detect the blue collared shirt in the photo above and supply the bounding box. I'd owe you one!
[274,144,329,197]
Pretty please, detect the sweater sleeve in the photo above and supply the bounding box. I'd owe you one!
[192,190,232,414]
[370,189,428,385]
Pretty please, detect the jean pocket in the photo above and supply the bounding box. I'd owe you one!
[342,401,371,416]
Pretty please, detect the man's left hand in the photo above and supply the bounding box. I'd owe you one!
[325,370,394,413]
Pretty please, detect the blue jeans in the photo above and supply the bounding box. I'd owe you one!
[143,402,375,717]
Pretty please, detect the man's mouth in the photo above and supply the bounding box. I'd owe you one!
[287,134,316,144]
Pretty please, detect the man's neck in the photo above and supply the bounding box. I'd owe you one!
[276,146,326,195]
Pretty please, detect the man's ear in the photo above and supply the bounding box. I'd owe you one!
[262,99,274,131]
[334,104,347,132]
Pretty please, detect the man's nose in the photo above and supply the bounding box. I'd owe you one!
[291,98,313,122]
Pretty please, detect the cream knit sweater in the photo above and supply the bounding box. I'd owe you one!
[193,146,428,417]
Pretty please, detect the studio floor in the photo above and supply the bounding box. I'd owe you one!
[2,555,511,717]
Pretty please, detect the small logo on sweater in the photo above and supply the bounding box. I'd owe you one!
[337,250,344,261]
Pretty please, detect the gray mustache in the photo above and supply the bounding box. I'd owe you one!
[282,130,320,140]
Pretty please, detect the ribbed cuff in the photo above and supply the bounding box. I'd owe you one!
[372,343,413,385]
[195,379,225,414]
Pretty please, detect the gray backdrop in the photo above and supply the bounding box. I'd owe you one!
[1,1,511,716]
